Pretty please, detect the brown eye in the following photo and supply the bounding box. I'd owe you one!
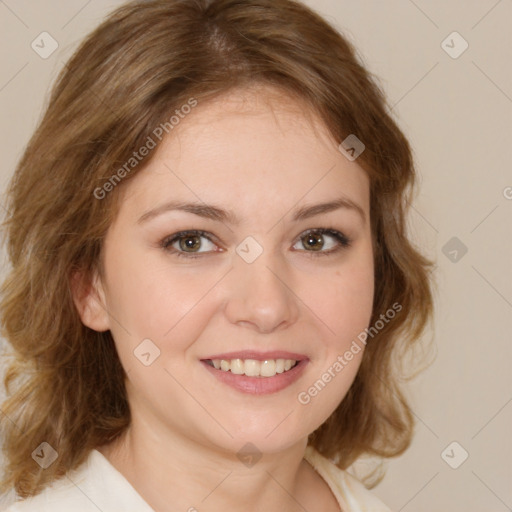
[161,230,219,258]
[302,232,325,251]
[178,235,202,252]
[293,228,351,255]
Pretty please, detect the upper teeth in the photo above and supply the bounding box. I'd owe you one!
[210,359,298,377]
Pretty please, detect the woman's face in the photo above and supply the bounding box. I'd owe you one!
[85,87,374,455]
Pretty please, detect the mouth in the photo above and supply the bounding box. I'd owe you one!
[200,351,309,394]
[203,358,300,378]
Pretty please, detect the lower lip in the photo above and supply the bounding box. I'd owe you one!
[201,359,309,395]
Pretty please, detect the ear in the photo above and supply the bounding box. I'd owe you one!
[70,268,110,332]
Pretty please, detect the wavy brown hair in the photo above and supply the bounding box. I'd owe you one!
[0,0,434,499]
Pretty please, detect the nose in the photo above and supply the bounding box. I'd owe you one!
[223,250,300,334]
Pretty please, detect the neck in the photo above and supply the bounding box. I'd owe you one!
[98,418,321,512]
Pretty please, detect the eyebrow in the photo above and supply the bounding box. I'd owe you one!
[137,196,366,225]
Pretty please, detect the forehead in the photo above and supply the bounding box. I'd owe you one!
[115,85,370,223]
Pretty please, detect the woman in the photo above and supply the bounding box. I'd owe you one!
[0,0,433,510]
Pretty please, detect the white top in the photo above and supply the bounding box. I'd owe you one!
[1,446,392,511]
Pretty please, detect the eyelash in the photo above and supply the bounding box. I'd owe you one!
[160,228,351,259]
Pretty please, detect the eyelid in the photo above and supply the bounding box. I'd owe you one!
[292,228,351,255]
[160,230,222,258]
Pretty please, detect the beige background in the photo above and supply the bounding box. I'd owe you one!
[0,1,511,510]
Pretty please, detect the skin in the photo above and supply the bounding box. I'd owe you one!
[74,85,374,512]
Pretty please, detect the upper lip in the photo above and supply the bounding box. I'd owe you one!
[201,350,308,362]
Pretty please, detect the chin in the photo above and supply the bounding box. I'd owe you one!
[207,414,311,455]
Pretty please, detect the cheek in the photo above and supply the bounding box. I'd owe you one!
[296,262,373,419]
[103,249,221,351]
[318,257,375,350]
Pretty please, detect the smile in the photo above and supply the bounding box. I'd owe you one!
[201,353,308,395]
[205,358,299,378]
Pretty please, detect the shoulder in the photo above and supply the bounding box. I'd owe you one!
[1,475,95,512]
[1,457,103,512]
[304,446,393,512]
[1,450,154,512]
